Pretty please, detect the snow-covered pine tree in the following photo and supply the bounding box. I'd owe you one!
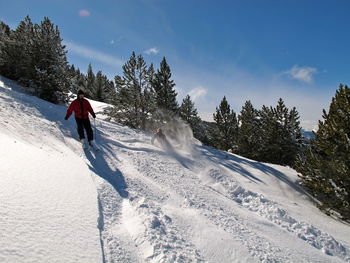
[237,100,261,159]
[152,57,178,114]
[213,96,239,151]
[31,17,69,103]
[296,84,350,220]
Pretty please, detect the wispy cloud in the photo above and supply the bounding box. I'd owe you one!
[284,65,317,83]
[65,41,124,67]
[174,64,330,130]
[109,36,123,45]
[79,9,91,17]
[144,47,159,55]
[188,87,208,101]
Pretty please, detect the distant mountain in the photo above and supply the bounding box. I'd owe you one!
[301,129,316,140]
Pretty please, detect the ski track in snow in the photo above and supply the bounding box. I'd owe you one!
[94,120,350,263]
[204,166,350,262]
[1,77,350,263]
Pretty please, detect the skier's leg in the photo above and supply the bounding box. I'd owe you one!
[75,118,85,139]
[83,118,94,142]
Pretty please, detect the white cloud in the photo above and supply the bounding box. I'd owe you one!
[284,65,317,83]
[109,36,123,45]
[65,41,124,67]
[79,9,90,17]
[173,64,330,130]
[144,47,159,55]
[188,87,208,101]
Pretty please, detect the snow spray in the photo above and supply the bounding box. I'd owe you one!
[145,109,198,154]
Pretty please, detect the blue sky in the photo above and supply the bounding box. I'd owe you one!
[1,0,350,130]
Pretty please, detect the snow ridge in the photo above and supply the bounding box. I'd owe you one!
[204,167,350,262]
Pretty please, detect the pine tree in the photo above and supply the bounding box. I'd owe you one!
[179,95,202,139]
[284,106,303,165]
[257,105,276,162]
[108,52,156,129]
[68,65,87,95]
[31,17,69,103]
[85,63,95,98]
[272,98,292,164]
[0,21,11,71]
[213,96,239,150]
[94,71,105,101]
[139,62,157,129]
[296,84,350,220]
[258,99,302,166]
[152,57,178,113]
[104,79,117,105]
[0,16,35,84]
[238,100,261,159]
[0,21,10,44]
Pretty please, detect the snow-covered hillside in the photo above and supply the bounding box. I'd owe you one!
[1,76,349,263]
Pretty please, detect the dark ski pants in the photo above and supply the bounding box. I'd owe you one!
[75,118,93,142]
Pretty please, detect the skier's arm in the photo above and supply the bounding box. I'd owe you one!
[65,101,75,120]
[86,100,96,118]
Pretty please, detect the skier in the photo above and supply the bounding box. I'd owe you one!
[64,90,97,149]
[151,128,171,148]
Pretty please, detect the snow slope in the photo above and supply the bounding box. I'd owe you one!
[1,76,349,263]
[0,78,102,263]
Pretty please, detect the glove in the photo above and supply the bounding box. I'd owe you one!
[64,116,68,120]
[92,113,96,118]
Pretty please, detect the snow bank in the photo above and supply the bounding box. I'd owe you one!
[0,77,102,262]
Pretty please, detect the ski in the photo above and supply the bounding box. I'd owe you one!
[89,141,100,151]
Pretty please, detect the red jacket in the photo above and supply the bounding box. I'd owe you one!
[65,99,95,119]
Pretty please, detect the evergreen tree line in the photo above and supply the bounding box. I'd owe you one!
[211,96,303,167]
[68,63,116,104]
[212,89,350,220]
[0,17,116,104]
[105,51,206,143]
[106,50,304,168]
[0,16,205,140]
[0,16,69,103]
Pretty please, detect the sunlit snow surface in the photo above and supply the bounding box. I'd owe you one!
[1,76,349,263]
